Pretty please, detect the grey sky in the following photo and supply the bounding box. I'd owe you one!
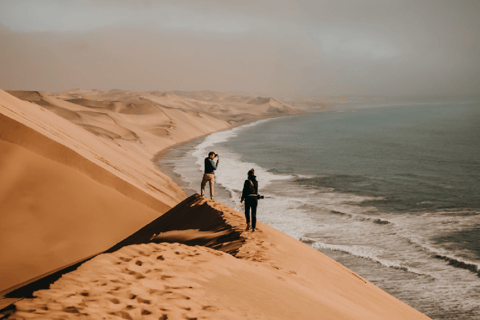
[0,0,479,97]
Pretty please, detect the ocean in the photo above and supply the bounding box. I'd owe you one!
[158,98,480,319]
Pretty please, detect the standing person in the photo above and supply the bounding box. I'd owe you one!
[240,169,259,232]
[201,151,219,199]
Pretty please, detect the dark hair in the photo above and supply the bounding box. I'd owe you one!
[248,169,255,176]
[208,151,215,157]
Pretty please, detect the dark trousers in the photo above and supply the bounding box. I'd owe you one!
[244,197,258,229]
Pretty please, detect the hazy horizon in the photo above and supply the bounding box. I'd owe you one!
[1,0,479,99]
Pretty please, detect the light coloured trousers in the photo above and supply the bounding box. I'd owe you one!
[201,173,215,198]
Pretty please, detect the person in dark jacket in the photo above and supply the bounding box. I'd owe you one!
[201,151,219,198]
[240,169,259,232]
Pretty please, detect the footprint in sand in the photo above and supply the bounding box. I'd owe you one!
[10,242,245,320]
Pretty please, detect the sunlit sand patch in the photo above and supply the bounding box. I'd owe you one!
[13,243,243,320]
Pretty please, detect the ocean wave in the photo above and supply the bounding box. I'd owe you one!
[390,230,480,278]
[328,210,391,225]
[293,174,317,179]
[433,255,480,276]
[330,210,348,216]
[301,238,431,277]
[373,218,390,225]
[355,215,391,225]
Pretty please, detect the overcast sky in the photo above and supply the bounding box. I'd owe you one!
[0,0,479,97]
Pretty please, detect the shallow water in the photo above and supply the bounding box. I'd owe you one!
[158,98,480,319]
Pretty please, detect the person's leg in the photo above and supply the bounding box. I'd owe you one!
[209,174,215,198]
[251,199,258,231]
[200,174,207,196]
[244,200,251,230]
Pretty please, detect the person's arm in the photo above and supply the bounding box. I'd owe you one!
[208,158,218,170]
[240,180,248,203]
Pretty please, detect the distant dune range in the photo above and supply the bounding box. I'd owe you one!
[0,89,430,319]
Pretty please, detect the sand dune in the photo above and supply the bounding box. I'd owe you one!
[0,88,431,319]
[0,88,301,293]
[6,195,431,319]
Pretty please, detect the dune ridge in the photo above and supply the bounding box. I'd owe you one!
[4,195,431,319]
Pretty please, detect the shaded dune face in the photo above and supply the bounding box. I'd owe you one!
[107,194,246,256]
[67,98,164,115]
[74,112,140,141]
[248,96,271,105]
[2,91,43,102]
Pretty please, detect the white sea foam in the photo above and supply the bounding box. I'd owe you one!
[301,238,431,277]
[293,174,317,179]
[192,120,294,195]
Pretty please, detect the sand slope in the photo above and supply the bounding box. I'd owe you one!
[8,195,431,319]
[0,89,301,292]
[0,138,160,291]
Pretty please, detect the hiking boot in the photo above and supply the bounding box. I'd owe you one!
[252,228,256,232]
[245,224,250,231]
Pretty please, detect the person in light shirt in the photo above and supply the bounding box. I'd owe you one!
[200,151,219,199]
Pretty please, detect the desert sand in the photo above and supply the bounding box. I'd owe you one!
[0,89,430,319]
